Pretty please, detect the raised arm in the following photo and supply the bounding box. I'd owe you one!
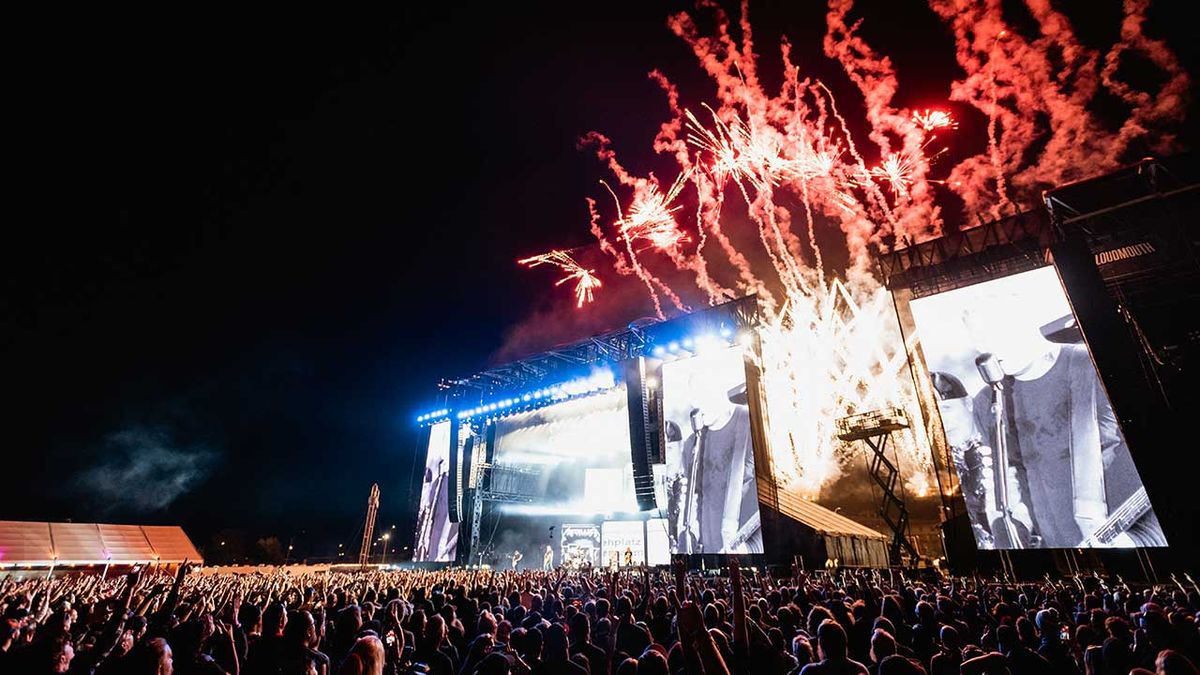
[730,559,748,657]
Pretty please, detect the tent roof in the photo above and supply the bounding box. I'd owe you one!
[0,521,202,566]
[773,492,889,541]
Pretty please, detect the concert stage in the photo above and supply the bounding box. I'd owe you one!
[412,157,1198,578]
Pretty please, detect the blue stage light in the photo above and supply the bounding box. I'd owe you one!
[652,346,665,357]
[682,337,693,348]
[668,341,679,351]
[720,326,733,338]
[523,394,531,402]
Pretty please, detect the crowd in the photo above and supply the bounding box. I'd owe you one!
[2,562,1198,675]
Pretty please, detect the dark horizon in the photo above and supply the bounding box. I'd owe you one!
[4,1,1195,564]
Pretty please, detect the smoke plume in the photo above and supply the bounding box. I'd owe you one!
[74,426,218,513]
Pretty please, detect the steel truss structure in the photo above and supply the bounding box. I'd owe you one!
[438,296,758,404]
[837,409,918,565]
[877,157,1198,300]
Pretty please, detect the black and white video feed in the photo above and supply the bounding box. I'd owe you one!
[661,344,763,554]
[909,266,1165,550]
[412,420,459,562]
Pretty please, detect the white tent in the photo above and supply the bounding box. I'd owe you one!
[0,521,202,567]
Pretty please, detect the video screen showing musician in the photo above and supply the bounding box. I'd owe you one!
[662,345,763,554]
[911,267,1166,549]
[413,421,459,562]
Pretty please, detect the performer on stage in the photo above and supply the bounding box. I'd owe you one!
[543,545,554,570]
[623,546,633,567]
[510,549,523,569]
[959,294,1165,548]
[674,372,758,554]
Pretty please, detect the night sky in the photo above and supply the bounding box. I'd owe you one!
[5,2,1194,562]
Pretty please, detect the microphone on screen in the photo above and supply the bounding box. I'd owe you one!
[975,353,1005,386]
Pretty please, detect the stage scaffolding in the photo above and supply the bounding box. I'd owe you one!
[874,155,1200,576]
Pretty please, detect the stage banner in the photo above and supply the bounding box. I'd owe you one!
[560,523,601,567]
[602,520,645,567]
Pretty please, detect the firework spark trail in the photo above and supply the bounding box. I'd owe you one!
[614,172,693,253]
[600,180,691,318]
[816,81,902,263]
[929,0,1188,216]
[1101,0,1191,155]
[586,130,729,307]
[518,250,603,308]
[650,71,733,306]
[543,1,1185,498]
[824,0,943,242]
[985,58,1011,218]
[588,194,665,319]
[797,175,825,277]
[696,176,767,302]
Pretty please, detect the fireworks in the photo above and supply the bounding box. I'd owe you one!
[611,170,692,253]
[871,153,915,196]
[516,1,1187,499]
[517,250,603,308]
[869,146,948,197]
[913,109,957,132]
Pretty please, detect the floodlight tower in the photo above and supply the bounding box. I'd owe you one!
[358,483,381,568]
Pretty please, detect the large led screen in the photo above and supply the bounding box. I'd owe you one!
[661,344,764,554]
[909,266,1165,549]
[491,385,637,515]
[413,420,459,562]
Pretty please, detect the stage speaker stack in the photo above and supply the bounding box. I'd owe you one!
[623,357,659,511]
[447,418,463,523]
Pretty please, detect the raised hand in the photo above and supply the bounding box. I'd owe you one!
[672,558,688,603]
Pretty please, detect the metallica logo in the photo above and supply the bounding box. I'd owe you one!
[562,525,599,539]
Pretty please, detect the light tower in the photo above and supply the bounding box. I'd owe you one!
[358,483,381,568]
